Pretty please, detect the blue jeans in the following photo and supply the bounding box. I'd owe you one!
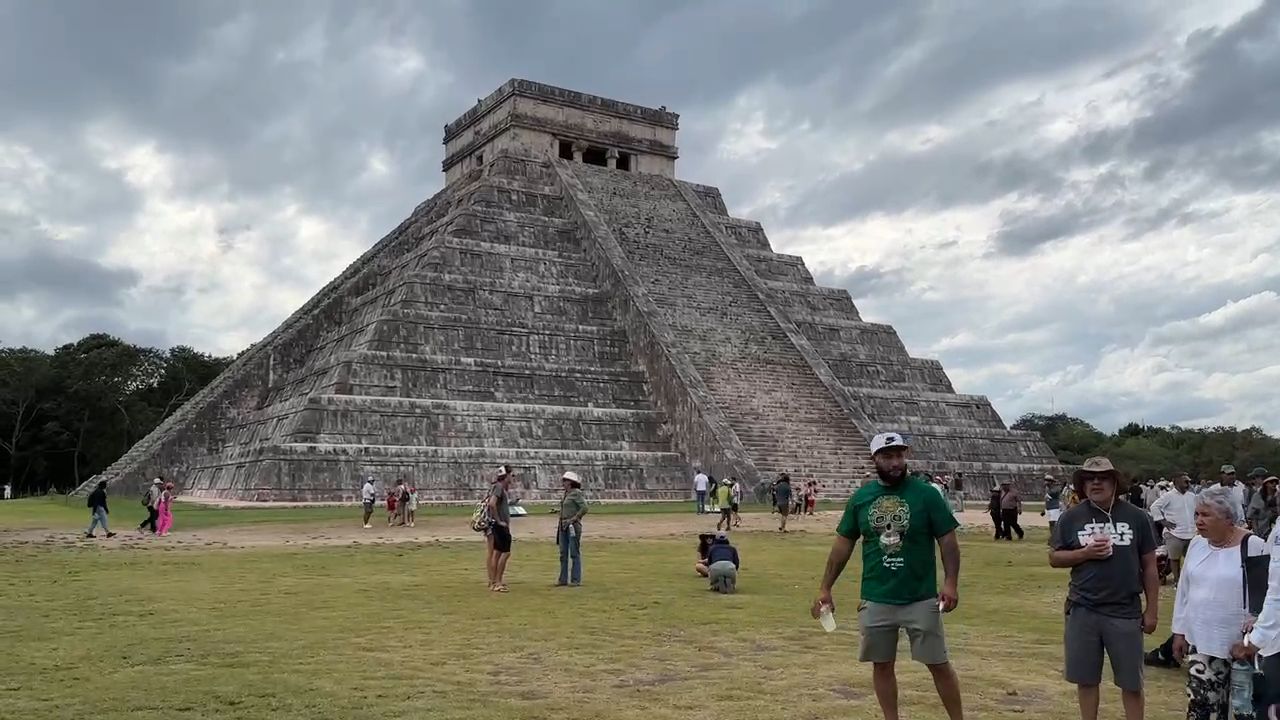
[86,507,110,535]
[558,528,581,585]
[696,490,707,514]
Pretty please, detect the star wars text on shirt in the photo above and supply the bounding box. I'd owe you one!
[1074,521,1135,547]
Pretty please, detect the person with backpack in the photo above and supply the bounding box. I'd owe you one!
[137,477,162,535]
[85,479,116,539]
[392,479,410,527]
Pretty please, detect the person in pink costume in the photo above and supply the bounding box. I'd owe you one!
[156,482,176,536]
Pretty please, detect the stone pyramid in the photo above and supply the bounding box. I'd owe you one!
[89,79,1060,503]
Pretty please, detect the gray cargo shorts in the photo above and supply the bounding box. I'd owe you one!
[708,560,737,593]
[1063,603,1144,691]
[857,598,949,665]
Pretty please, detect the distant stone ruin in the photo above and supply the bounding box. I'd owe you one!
[86,79,1060,502]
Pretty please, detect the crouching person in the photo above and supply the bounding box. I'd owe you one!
[706,531,740,593]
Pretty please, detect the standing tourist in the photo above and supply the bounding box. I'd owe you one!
[988,484,1004,540]
[2,482,10,500]
[385,487,398,527]
[406,486,419,528]
[1149,473,1197,584]
[1042,476,1064,545]
[360,476,376,529]
[556,471,588,587]
[1170,487,1268,719]
[392,479,409,527]
[155,482,175,537]
[84,479,116,539]
[1248,476,1280,539]
[715,479,733,532]
[950,472,965,513]
[137,477,162,535]
[812,432,964,720]
[693,469,709,515]
[729,477,743,528]
[1209,465,1246,524]
[487,468,513,592]
[707,473,720,514]
[1000,481,1024,541]
[706,531,740,594]
[483,466,511,588]
[1049,456,1158,720]
[774,474,793,533]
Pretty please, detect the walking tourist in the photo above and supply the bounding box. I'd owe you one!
[1042,475,1063,544]
[556,471,588,587]
[730,477,743,527]
[1248,476,1279,539]
[706,531,740,594]
[812,432,964,720]
[999,480,1024,541]
[950,472,965,513]
[155,482,175,536]
[693,469,709,515]
[715,479,733,531]
[1209,465,1246,525]
[406,486,419,528]
[1149,473,1197,584]
[84,479,116,539]
[1049,456,1158,720]
[487,468,513,592]
[1170,486,1268,720]
[137,477,162,534]
[360,476,376,528]
[988,485,1003,540]
[774,474,793,533]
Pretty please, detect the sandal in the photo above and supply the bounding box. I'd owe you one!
[495,584,509,593]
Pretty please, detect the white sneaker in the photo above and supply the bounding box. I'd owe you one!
[363,524,372,529]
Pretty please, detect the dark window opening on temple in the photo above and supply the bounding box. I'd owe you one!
[617,152,633,171]
[475,152,484,166]
[582,145,608,167]
[558,140,574,160]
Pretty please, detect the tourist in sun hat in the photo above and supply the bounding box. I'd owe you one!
[706,531,740,593]
[1050,456,1158,720]
[1208,464,1246,526]
[556,471,588,587]
[715,478,734,531]
[487,465,514,592]
[812,432,964,720]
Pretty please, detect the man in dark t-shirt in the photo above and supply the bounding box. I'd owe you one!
[1050,456,1158,720]
[774,474,793,532]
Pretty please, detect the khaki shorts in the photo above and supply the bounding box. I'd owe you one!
[857,598,949,665]
[1164,534,1190,560]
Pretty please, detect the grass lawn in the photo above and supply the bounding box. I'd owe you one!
[1,504,1184,720]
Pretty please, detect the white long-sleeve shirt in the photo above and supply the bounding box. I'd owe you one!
[1245,525,1280,656]
[693,473,709,492]
[1149,489,1197,540]
[1173,534,1269,658]
[361,482,376,502]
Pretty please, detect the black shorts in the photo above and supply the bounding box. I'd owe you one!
[730,503,740,513]
[492,523,513,553]
[720,507,733,519]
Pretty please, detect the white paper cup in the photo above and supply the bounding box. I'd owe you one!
[818,606,837,633]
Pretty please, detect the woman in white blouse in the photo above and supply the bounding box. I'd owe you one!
[1172,486,1270,718]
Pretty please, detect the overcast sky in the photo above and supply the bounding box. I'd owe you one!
[2,0,1277,433]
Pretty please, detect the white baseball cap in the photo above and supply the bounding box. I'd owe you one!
[870,432,910,455]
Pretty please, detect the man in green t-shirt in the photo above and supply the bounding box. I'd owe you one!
[812,432,964,720]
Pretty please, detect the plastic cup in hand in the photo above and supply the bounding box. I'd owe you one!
[818,604,837,633]
[1092,528,1114,558]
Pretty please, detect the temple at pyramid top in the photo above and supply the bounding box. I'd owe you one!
[442,79,681,184]
[82,79,1063,504]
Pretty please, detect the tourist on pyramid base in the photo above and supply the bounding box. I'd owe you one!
[729,477,743,528]
[155,482,176,536]
[385,488,398,527]
[556,471,588,587]
[812,431,964,720]
[1042,475,1063,546]
[999,481,1024,541]
[715,479,733,532]
[774,474,793,533]
[84,479,116,539]
[987,484,1003,540]
[487,467,513,593]
[693,469,709,515]
[1169,486,1268,720]
[694,532,715,578]
[406,486,419,528]
[1049,456,1158,720]
[137,477,162,535]
[360,476,376,529]
[706,531,740,594]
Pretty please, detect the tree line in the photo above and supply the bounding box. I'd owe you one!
[0,333,232,496]
[1,334,1275,497]
[1012,412,1280,480]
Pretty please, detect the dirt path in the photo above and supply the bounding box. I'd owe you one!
[0,508,1044,550]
